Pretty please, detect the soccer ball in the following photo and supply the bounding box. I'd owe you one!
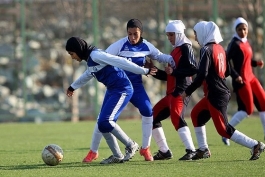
[41,144,63,166]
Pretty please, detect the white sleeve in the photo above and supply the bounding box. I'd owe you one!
[145,42,176,68]
[105,39,123,55]
[91,50,149,75]
[70,69,93,90]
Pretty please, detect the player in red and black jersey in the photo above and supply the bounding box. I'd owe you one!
[150,20,198,160]
[222,17,265,146]
[182,21,265,160]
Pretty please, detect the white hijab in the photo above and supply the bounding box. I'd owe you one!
[193,21,223,46]
[165,20,192,47]
[233,17,248,43]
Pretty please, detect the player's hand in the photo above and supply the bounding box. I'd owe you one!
[165,66,173,75]
[147,67,158,76]
[257,60,264,68]
[235,76,243,84]
[66,89,74,97]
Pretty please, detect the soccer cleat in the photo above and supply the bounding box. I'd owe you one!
[249,141,265,160]
[140,146,154,161]
[123,141,139,161]
[153,149,173,160]
[222,137,230,146]
[82,150,99,163]
[100,155,124,164]
[179,149,196,160]
[192,148,211,160]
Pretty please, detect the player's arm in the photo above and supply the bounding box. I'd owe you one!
[185,47,209,96]
[67,69,93,97]
[145,42,176,68]
[93,50,155,75]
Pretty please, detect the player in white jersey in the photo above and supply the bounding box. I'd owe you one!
[65,36,157,164]
[83,19,175,162]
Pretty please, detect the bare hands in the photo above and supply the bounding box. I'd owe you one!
[165,66,173,75]
[148,67,158,75]
[235,76,243,84]
[66,90,74,97]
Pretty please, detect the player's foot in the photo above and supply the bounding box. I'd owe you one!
[153,149,173,160]
[123,141,139,161]
[250,141,265,160]
[222,137,230,146]
[140,146,153,161]
[179,149,196,160]
[82,150,99,163]
[192,148,211,160]
[100,155,124,164]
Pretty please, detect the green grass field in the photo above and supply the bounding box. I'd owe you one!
[0,117,265,177]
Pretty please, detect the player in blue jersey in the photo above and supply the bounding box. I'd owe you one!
[82,19,176,162]
[65,36,157,164]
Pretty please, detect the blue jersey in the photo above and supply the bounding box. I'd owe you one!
[106,37,174,85]
[70,49,149,91]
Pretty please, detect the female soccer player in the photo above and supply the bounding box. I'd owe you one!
[150,20,198,160]
[181,21,265,160]
[82,19,175,162]
[65,37,157,164]
[222,17,265,146]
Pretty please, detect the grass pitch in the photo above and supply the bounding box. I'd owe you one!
[0,117,265,177]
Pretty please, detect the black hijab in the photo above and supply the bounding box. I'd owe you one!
[65,37,95,61]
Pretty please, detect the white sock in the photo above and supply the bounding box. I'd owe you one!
[141,116,152,149]
[102,132,123,158]
[111,124,133,147]
[178,126,196,151]
[152,127,169,153]
[194,126,208,150]
[90,123,103,153]
[259,111,265,135]
[230,130,258,148]
[229,110,248,127]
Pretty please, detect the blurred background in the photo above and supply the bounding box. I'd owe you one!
[0,0,265,123]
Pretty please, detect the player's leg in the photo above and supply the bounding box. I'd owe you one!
[251,77,265,140]
[222,83,253,145]
[170,95,196,160]
[190,97,211,160]
[98,89,139,164]
[130,85,153,161]
[209,96,265,160]
[83,90,113,163]
[152,96,172,160]
[82,123,101,163]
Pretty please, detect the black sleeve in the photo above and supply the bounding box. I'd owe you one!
[171,44,198,77]
[152,67,167,81]
[68,86,75,91]
[185,47,209,96]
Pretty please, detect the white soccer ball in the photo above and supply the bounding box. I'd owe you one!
[41,144,64,166]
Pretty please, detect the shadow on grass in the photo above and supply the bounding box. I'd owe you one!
[0,159,248,171]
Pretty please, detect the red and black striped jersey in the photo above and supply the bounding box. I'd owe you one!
[186,42,230,99]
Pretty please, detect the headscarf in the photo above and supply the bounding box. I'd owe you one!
[165,20,192,47]
[233,17,248,43]
[193,21,223,46]
[65,37,95,61]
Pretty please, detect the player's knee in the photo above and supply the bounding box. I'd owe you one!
[97,121,115,133]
